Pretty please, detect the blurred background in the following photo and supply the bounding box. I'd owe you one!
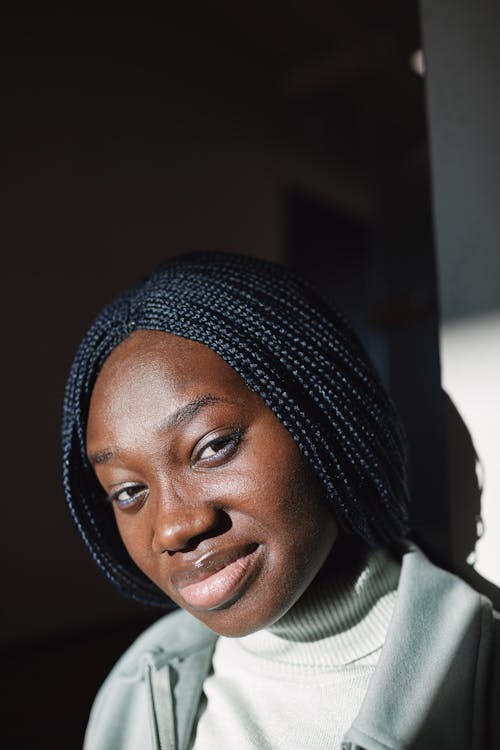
[2,2,499,746]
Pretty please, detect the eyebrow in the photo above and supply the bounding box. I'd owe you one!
[158,393,230,430]
[87,393,232,466]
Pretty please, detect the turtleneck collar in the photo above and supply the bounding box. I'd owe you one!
[230,544,401,669]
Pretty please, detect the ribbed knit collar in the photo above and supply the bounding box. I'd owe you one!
[230,545,401,669]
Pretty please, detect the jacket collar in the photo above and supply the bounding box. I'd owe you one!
[157,546,492,750]
[152,615,217,750]
[341,546,492,749]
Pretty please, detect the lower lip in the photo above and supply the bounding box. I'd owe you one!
[177,547,261,610]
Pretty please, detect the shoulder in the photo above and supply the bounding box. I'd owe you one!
[107,607,216,680]
[345,543,498,748]
[399,543,498,743]
[398,542,494,615]
[395,542,495,668]
[83,609,217,750]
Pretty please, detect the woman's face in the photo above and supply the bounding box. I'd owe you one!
[86,330,337,637]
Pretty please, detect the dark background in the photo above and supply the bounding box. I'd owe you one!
[2,3,499,747]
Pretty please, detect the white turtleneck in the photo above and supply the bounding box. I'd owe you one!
[190,546,401,750]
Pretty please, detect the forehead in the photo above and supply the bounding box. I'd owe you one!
[88,329,255,426]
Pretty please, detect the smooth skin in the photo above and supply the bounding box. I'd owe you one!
[86,330,337,637]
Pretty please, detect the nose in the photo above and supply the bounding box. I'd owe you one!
[151,497,225,554]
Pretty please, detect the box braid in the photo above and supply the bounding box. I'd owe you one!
[62,251,410,608]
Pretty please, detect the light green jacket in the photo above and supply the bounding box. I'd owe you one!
[84,547,500,749]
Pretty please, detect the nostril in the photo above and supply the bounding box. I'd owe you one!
[165,514,232,556]
[156,507,232,555]
[164,534,203,556]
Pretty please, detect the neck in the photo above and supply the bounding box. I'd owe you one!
[233,539,401,666]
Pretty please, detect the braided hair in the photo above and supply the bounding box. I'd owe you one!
[62,252,410,608]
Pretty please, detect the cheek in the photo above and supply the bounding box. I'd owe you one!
[271,449,328,525]
[260,450,337,567]
[113,510,154,574]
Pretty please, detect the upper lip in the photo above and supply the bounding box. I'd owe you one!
[170,542,259,590]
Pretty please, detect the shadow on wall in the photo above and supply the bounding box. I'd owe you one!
[442,390,500,610]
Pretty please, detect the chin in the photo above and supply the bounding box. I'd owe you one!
[185,599,275,638]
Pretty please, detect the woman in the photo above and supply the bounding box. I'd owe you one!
[62,252,497,749]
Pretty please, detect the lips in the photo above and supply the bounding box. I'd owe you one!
[171,542,261,611]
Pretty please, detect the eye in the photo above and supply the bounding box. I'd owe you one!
[107,484,148,511]
[192,429,244,466]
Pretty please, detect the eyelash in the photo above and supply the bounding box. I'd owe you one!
[106,429,245,509]
[107,485,148,510]
[192,428,244,466]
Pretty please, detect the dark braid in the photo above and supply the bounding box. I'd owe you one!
[62,252,410,608]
